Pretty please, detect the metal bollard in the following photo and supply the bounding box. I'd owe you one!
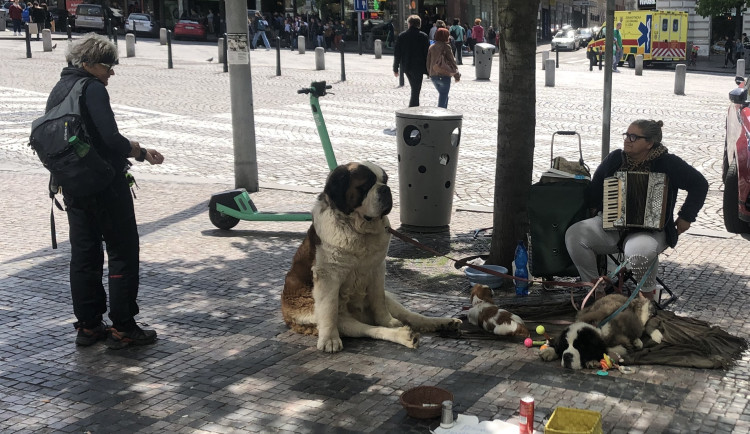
[542,51,549,70]
[126,33,135,57]
[42,29,52,51]
[635,54,643,76]
[545,59,555,86]
[276,36,281,76]
[374,39,382,59]
[399,59,405,87]
[555,49,559,68]
[25,23,31,58]
[218,37,225,64]
[298,35,305,54]
[223,34,228,73]
[167,29,173,69]
[674,64,686,95]
[66,21,71,40]
[598,49,603,70]
[160,28,167,45]
[340,40,346,81]
[315,46,325,70]
[737,59,745,77]
[113,27,118,46]
[107,18,112,40]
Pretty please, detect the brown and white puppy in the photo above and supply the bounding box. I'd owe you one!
[539,294,662,369]
[281,162,461,353]
[467,284,529,337]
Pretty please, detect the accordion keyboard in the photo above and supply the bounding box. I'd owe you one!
[602,177,622,229]
[602,172,669,230]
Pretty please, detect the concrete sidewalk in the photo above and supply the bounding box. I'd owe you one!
[1,34,749,433]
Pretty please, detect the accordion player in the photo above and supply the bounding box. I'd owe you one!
[602,171,669,230]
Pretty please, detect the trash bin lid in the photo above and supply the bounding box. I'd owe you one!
[395,106,463,120]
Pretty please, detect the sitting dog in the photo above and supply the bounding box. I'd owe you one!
[540,294,662,369]
[281,162,462,353]
[467,284,528,337]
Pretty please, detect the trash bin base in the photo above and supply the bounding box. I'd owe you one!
[398,223,450,234]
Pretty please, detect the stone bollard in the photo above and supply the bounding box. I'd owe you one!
[160,28,167,45]
[544,59,555,86]
[542,51,549,70]
[635,54,643,76]
[737,59,745,77]
[298,36,305,54]
[218,38,225,64]
[126,33,135,57]
[315,46,325,70]
[374,39,382,59]
[674,64,686,95]
[42,29,52,51]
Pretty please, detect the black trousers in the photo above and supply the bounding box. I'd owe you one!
[405,71,423,107]
[65,174,140,331]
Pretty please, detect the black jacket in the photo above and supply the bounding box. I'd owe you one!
[46,67,132,174]
[589,149,708,248]
[393,27,429,75]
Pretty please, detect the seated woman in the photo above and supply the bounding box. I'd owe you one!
[565,119,708,299]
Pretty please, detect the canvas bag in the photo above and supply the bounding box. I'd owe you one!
[433,53,456,76]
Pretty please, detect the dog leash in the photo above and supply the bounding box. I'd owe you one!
[597,261,656,328]
[387,227,594,290]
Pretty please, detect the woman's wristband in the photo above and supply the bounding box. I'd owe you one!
[135,148,147,162]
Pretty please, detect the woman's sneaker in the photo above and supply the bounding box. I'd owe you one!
[75,322,110,346]
[105,325,157,349]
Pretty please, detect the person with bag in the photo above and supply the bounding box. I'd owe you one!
[448,18,465,65]
[252,12,271,50]
[393,15,429,107]
[426,28,460,108]
[564,120,707,300]
[45,34,165,349]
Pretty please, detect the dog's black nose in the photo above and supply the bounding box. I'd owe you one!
[378,185,392,216]
[562,352,573,368]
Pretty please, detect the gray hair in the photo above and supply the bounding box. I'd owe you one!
[631,119,664,145]
[65,33,118,67]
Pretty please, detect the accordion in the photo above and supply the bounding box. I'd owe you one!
[602,171,669,230]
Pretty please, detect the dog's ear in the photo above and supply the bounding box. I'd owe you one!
[552,329,568,356]
[324,165,353,213]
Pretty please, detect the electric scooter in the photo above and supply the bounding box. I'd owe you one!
[208,81,337,230]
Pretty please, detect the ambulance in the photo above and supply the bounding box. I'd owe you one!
[586,10,688,68]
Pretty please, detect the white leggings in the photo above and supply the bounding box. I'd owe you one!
[565,214,667,291]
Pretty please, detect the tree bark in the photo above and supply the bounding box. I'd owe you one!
[487,0,540,272]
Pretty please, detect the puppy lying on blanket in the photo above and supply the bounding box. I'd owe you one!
[540,294,662,369]
[467,284,529,337]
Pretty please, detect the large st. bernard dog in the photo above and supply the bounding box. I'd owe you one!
[540,294,663,369]
[282,162,462,353]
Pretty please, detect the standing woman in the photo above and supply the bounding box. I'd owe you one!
[426,28,460,108]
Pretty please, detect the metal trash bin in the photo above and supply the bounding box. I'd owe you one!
[396,107,462,231]
[474,43,495,79]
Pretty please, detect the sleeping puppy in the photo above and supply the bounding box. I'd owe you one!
[467,284,529,337]
[539,294,662,369]
[281,162,462,353]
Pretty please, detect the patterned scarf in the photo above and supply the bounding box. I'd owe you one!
[621,143,668,171]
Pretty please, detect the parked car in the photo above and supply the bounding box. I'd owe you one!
[74,3,122,33]
[724,77,750,233]
[551,30,578,51]
[576,27,593,47]
[124,12,157,35]
[173,18,206,40]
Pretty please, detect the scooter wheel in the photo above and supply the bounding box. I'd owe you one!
[210,208,240,230]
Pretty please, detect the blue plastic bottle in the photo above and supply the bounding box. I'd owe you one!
[514,240,529,296]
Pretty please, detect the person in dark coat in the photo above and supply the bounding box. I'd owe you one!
[30,2,46,39]
[47,34,165,349]
[565,119,708,299]
[392,15,429,107]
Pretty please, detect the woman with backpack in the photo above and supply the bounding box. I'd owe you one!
[449,18,465,65]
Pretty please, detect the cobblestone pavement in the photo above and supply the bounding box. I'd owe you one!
[1,31,750,433]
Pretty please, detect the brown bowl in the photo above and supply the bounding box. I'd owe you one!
[399,386,454,419]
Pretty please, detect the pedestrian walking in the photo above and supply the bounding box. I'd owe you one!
[427,28,460,108]
[48,34,165,349]
[613,21,623,72]
[393,15,430,107]
[9,0,23,36]
[725,35,736,67]
[251,12,271,50]
[449,19,465,65]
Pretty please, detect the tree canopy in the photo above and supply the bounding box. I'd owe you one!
[695,0,746,18]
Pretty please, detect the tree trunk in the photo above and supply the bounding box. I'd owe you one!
[487,0,540,272]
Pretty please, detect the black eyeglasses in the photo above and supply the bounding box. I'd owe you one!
[622,132,648,143]
[99,63,114,72]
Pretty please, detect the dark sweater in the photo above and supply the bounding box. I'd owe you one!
[46,67,132,174]
[589,149,708,248]
[393,27,429,75]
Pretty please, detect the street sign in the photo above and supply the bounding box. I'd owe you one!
[572,0,594,6]
[354,0,367,11]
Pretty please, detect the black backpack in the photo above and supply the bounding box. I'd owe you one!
[29,78,115,248]
[450,26,458,40]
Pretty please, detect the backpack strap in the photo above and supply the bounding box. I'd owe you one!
[49,184,64,250]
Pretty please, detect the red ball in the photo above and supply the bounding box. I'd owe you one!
[524,338,533,348]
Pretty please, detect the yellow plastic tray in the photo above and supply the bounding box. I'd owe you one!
[545,407,603,434]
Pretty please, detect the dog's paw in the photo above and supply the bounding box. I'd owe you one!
[584,359,601,369]
[395,326,420,349]
[649,329,663,344]
[539,346,558,362]
[317,335,344,353]
[383,317,404,328]
[436,318,463,331]
[633,338,643,350]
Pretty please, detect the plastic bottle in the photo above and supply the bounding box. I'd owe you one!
[69,135,90,157]
[514,240,529,297]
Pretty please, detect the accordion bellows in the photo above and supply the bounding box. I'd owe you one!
[603,171,669,230]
